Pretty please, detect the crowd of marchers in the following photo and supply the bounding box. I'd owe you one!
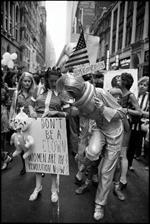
[1,66,149,221]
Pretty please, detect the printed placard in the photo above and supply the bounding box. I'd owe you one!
[73,61,105,77]
[25,118,69,175]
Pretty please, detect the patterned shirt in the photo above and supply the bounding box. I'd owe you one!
[15,90,35,116]
[35,90,62,117]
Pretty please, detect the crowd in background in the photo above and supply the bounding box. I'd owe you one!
[1,66,149,174]
[1,66,149,219]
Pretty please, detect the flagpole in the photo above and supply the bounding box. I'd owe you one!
[106,50,110,71]
[57,174,60,222]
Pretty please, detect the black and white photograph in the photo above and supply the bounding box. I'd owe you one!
[1,1,149,223]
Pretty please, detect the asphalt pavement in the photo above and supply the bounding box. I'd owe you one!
[1,144,149,223]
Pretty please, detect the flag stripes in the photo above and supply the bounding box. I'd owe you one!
[65,29,89,70]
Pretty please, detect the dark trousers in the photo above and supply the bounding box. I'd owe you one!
[144,140,149,166]
[68,115,80,155]
[127,130,143,167]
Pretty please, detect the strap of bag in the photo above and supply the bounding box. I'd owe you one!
[13,89,18,112]
[9,89,18,124]
[44,90,52,114]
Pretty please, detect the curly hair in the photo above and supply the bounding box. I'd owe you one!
[120,73,134,90]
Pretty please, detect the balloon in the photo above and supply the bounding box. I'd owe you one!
[2,52,11,63]
[1,59,7,65]
[7,60,14,69]
[3,52,11,59]
[10,53,17,60]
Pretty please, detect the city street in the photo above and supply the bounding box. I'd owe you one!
[1,145,149,223]
[1,2,149,223]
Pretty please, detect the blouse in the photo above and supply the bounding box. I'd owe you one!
[15,90,35,116]
[35,90,62,117]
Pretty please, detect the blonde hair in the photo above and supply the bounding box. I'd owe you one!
[138,76,149,86]
[17,72,36,95]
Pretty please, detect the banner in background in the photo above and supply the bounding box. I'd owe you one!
[25,118,69,175]
[85,34,100,65]
[73,61,105,76]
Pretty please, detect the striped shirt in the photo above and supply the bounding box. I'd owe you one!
[138,92,149,112]
[132,92,149,131]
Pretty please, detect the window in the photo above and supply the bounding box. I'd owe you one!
[125,19,132,46]
[1,2,4,28]
[118,27,123,50]
[7,45,10,52]
[135,16,144,41]
[112,9,118,53]
[127,1,133,17]
[135,2,145,42]
[10,2,13,36]
[5,1,8,31]
[144,50,149,62]
[120,2,125,25]
[137,1,144,10]
[125,2,133,47]
[113,9,117,31]
[112,33,116,53]
[15,6,19,40]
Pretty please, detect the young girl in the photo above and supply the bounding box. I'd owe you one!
[9,72,36,175]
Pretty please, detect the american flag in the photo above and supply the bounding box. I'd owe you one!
[65,29,90,70]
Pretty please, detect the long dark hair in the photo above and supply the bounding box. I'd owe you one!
[44,67,61,92]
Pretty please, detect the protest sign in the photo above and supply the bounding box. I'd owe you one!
[103,69,138,98]
[85,34,100,65]
[25,118,69,175]
[73,61,105,77]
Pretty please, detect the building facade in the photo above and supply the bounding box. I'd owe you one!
[1,1,46,74]
[72,1,96,35]
[67,0,113,69]
[90,1,149,78]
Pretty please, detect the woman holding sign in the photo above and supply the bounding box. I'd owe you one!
[29,68,66,202]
